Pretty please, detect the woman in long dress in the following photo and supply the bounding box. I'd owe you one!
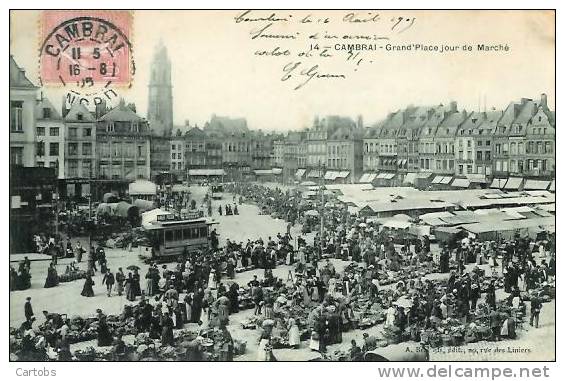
[44,263,59,288]
[132,269,142,296]
[81,274,94,297]
[125,273,136,301]
[145,268,155,297]
[287,318,300,349]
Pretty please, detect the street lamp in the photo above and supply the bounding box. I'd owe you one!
[52,192,59,237]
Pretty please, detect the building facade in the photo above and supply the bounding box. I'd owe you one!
[35,97,65,179]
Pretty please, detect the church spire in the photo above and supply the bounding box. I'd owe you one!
[147,40,173,136]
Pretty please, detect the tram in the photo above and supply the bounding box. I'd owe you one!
[143,212,216,259]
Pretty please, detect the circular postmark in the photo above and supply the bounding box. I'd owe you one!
[39,11,135,107]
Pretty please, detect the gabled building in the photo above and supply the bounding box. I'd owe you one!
[35,96,65,179]
[523,98,554,177]
[363,123,382,172]
[434,104,466,175]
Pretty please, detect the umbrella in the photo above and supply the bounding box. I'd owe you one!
[304,210,319,217]
[394,296,413,309]
[127,265,141,271]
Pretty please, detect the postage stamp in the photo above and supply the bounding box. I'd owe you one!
[39,10,134,103]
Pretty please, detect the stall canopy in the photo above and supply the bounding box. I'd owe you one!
[129,180,157,195]
[254,169,274,175]
[358,173,377,183]
[337,171,350,178]
[490,178,508,189]
[549,180,555,192]
[503,177,523,190]
[171,184,190,193]
[451,178,470,188]
[188,169,226,176]
[523,179,550,190]
[295,169,306,178]
[324,171,340,180]
[417,172,433,179]
[272,168,283,175]
[377,173,395,180]
[403,173,417,184]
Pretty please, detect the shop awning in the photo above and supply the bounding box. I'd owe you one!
[503,177,523,190]
[403,173,417,184]
[549,180,555,192]
[466,174,487,183]
[376,173,387,179]
[188,169,226,176]
[418,172,433,179]
[272,168,283,175]
[129,180,157,195]
[381,173,396,180]
[359,173,377,183]
[431,175,444,184]
[440,176,452,185]
[451,178,470,188]
[400,159,407,166]
[295,169,306,178]
[523,179,550,190]
[337,171,350,178]
[324,171,339,180]
[254,169,273,175]
[490,178,507,189]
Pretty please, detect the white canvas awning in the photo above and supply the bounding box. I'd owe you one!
[129,180,157,195]
[490,178,508,189]
[432,175,444,184]
[466,174,487,183]
[188,169,226,176]
[451,178,470,188]
[523,179,550,190]
[417,172,433,179]
[440,176,452,185]
[549,180,555,192]
[337,171,350,178]
[359,173,377,183]
[308,169,322,178]
[403,173,417,184]
[324,171,339,180]
[504,177,523,190]
[272,168,283,175]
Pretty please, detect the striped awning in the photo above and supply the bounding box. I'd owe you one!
[431,175,443,184]
[295,169,306,178]
[308,169,322,178]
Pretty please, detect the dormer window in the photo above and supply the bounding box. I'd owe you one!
[43,108,51,119]
[77,113,83,121]
[132,122,139,132]
[107,122,115,132]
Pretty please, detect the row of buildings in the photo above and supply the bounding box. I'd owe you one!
[272,97,555,186]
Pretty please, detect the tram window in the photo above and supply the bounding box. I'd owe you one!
[200,227,208,237]
[192,228,199,238]
[174,229,183,241]
[183,228,191,240]
[165,230,174,242]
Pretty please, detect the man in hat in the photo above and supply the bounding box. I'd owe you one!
[102,268,115,297]
[24,297,34,322]
[530,293,543,328]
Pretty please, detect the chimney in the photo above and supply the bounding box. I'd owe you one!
[540,93,548,108]
[95,99,107,119]
[449,101,457,113]
[185,119,190,127]
[61,94,69,118]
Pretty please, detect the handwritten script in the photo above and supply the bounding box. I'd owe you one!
[233,10,417,90]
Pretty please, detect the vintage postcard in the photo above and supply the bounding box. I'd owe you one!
[9,9,555,366]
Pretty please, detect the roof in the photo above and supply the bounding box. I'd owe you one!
[99,102,143,122]
[462,216,554,234]
[35,98,61,120]
[10,56,37,88]
[523,179,550,190]
[185,126,206,139]
[64,102,96,122]
[188,169,226,176]
[206,114,249,135]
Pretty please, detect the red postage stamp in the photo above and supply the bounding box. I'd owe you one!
[39,10,134,88]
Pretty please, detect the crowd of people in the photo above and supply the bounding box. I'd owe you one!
[11,182,556,362]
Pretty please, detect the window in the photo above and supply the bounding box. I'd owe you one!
[49,127,59,136]
[68,143,78,155]
[174,229,183,241]
[82,160,92,177]
[82,143,92,156]
[49,142,59,156]
[10,101,23,132]
[37,127,45,136]
[200,227,208,238]
[467,164,473,173]
[545,142,552,154]
[476,151,482,161]
[37,161,44,167]
[172,144,176,150]
[137,145,144,157]
[172,153,176,160]
[49,161,58,171]
[77,113,83,121]
[183,228,191,240]
[43,108,51,119]
[486,140,491,146]
[165,230,174,242]
[458,164,463,175]
[107,123,115,132]
[84,128,91,137]
[68,128,77,138]
[36,141,45,156]
[485,151,491,161]
[178,153,182,160]
[477,140,482,147]
[68,160,78,177]
[467,140,471,148]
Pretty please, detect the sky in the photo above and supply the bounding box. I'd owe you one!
[10,10,555,132]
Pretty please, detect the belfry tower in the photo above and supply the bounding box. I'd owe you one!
[147,40,173,136]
